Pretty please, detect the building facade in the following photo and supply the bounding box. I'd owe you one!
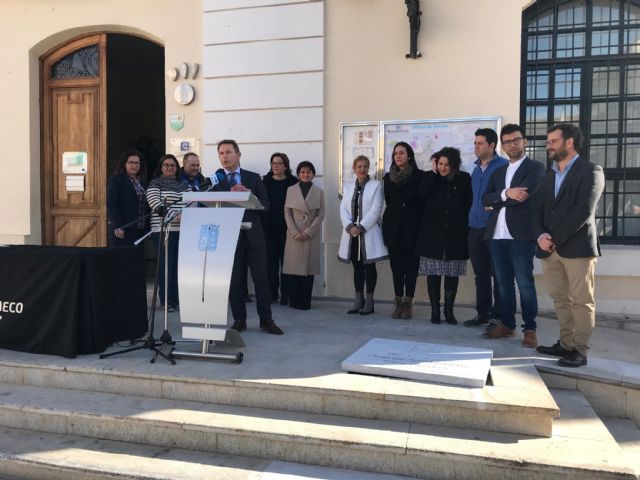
[0,0,638,314]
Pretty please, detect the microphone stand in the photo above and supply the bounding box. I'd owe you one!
[101,197,176,365]
[101,180,242,365]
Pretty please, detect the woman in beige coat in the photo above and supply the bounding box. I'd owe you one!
[282,161,325,310]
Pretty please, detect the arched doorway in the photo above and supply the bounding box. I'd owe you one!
[41,33,164,246]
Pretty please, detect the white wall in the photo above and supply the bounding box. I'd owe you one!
[201,0,324,177]
[201,0,326,292]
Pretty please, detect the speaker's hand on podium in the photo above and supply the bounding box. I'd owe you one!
[230,184,249,192]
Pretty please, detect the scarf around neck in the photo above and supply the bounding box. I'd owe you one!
[389,164,414,186]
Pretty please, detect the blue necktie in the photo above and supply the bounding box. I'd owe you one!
[227,172,236,187]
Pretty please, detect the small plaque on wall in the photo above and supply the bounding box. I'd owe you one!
[62,152,88,174]
[65,175,85,192]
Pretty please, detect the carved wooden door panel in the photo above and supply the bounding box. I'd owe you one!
[41,34,107,246]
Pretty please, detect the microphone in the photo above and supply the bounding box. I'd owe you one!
[210,168,226,185]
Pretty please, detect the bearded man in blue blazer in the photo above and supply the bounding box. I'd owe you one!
[534,124,605,367]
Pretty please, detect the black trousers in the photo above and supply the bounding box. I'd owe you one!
[468,228,500,319]
[389,247,419,297]
[229,232,272,323]
[288,274,315,310]
[352,260,377,293]
[266,233,288,300]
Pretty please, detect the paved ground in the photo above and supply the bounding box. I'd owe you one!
[2,298,637,386]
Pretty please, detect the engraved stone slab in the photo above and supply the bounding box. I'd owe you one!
[341,338,492,388]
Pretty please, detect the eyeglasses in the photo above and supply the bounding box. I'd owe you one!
[546,138,564,147]
[502,138,524,146]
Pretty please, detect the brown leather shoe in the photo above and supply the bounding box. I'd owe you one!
[522,330,538,348]
[231,320,247,332]
[482,324,515,339]
[261,320,284,335]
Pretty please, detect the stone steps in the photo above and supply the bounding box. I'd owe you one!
[0,382,634,480]
[0,426,417,480]
[0,359,559,436]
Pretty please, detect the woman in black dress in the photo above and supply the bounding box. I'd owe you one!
[382,142,425,319]
[416,147,472,325]
[262,152,298,304]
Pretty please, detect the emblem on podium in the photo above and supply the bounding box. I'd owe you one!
[199,224,220,301]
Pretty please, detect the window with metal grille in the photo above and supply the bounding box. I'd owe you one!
[522,0,640,244]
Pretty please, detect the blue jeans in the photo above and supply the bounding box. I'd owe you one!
[490,239,538,331]
[153,231,180,307]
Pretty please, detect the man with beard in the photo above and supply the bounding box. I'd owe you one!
[482,124,545,348]
[534,124,605,367]
[180,152,212,191]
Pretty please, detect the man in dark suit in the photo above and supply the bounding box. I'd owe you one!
[482,124,545,348]
[213,139,283,335]
[534,124,604,367]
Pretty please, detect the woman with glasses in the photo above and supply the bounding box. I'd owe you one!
[146,154,190,312]
[263,153,298,304]
[107,149,149,246]
[416,147,472,325]
[282,161,324,310]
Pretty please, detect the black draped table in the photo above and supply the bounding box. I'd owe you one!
[0,245,147,358]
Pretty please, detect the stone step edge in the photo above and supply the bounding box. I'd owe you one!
[0,359,559,437]
[0,383,633,480]
[0,358,559,415]
[0,425,272,480]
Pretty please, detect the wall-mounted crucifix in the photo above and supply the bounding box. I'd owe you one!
[405,0,422,59]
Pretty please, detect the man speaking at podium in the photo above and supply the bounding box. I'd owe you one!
[213,139,284,335]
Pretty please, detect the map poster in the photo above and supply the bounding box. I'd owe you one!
[382,117,501,174]
[339,122,380,195]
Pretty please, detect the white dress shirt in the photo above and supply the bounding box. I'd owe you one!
[493,156,526,240]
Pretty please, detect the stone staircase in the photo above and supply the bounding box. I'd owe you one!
[0,356,637,480]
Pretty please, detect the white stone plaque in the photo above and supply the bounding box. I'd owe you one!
[341,338,492,388]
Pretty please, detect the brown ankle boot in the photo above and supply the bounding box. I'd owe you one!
[400,296,413,319]
[391,296,403,319]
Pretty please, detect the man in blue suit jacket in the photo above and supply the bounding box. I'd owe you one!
[213,140,283,335]
[482,124,545,348]
[534,124,605,367]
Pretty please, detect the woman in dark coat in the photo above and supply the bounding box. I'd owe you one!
[262,152,298,304]
[382,141,425,319]
[106,149,149,246]
[416,147,472,325]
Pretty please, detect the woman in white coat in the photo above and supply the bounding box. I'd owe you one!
[282,161,325,310]
[338,155,388,315]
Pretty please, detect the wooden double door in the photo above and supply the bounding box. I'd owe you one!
[41,34,107,247]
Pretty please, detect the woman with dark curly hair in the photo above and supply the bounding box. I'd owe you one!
[416,147,472,325]
[382,141,425,319]
[107,149,149,246]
